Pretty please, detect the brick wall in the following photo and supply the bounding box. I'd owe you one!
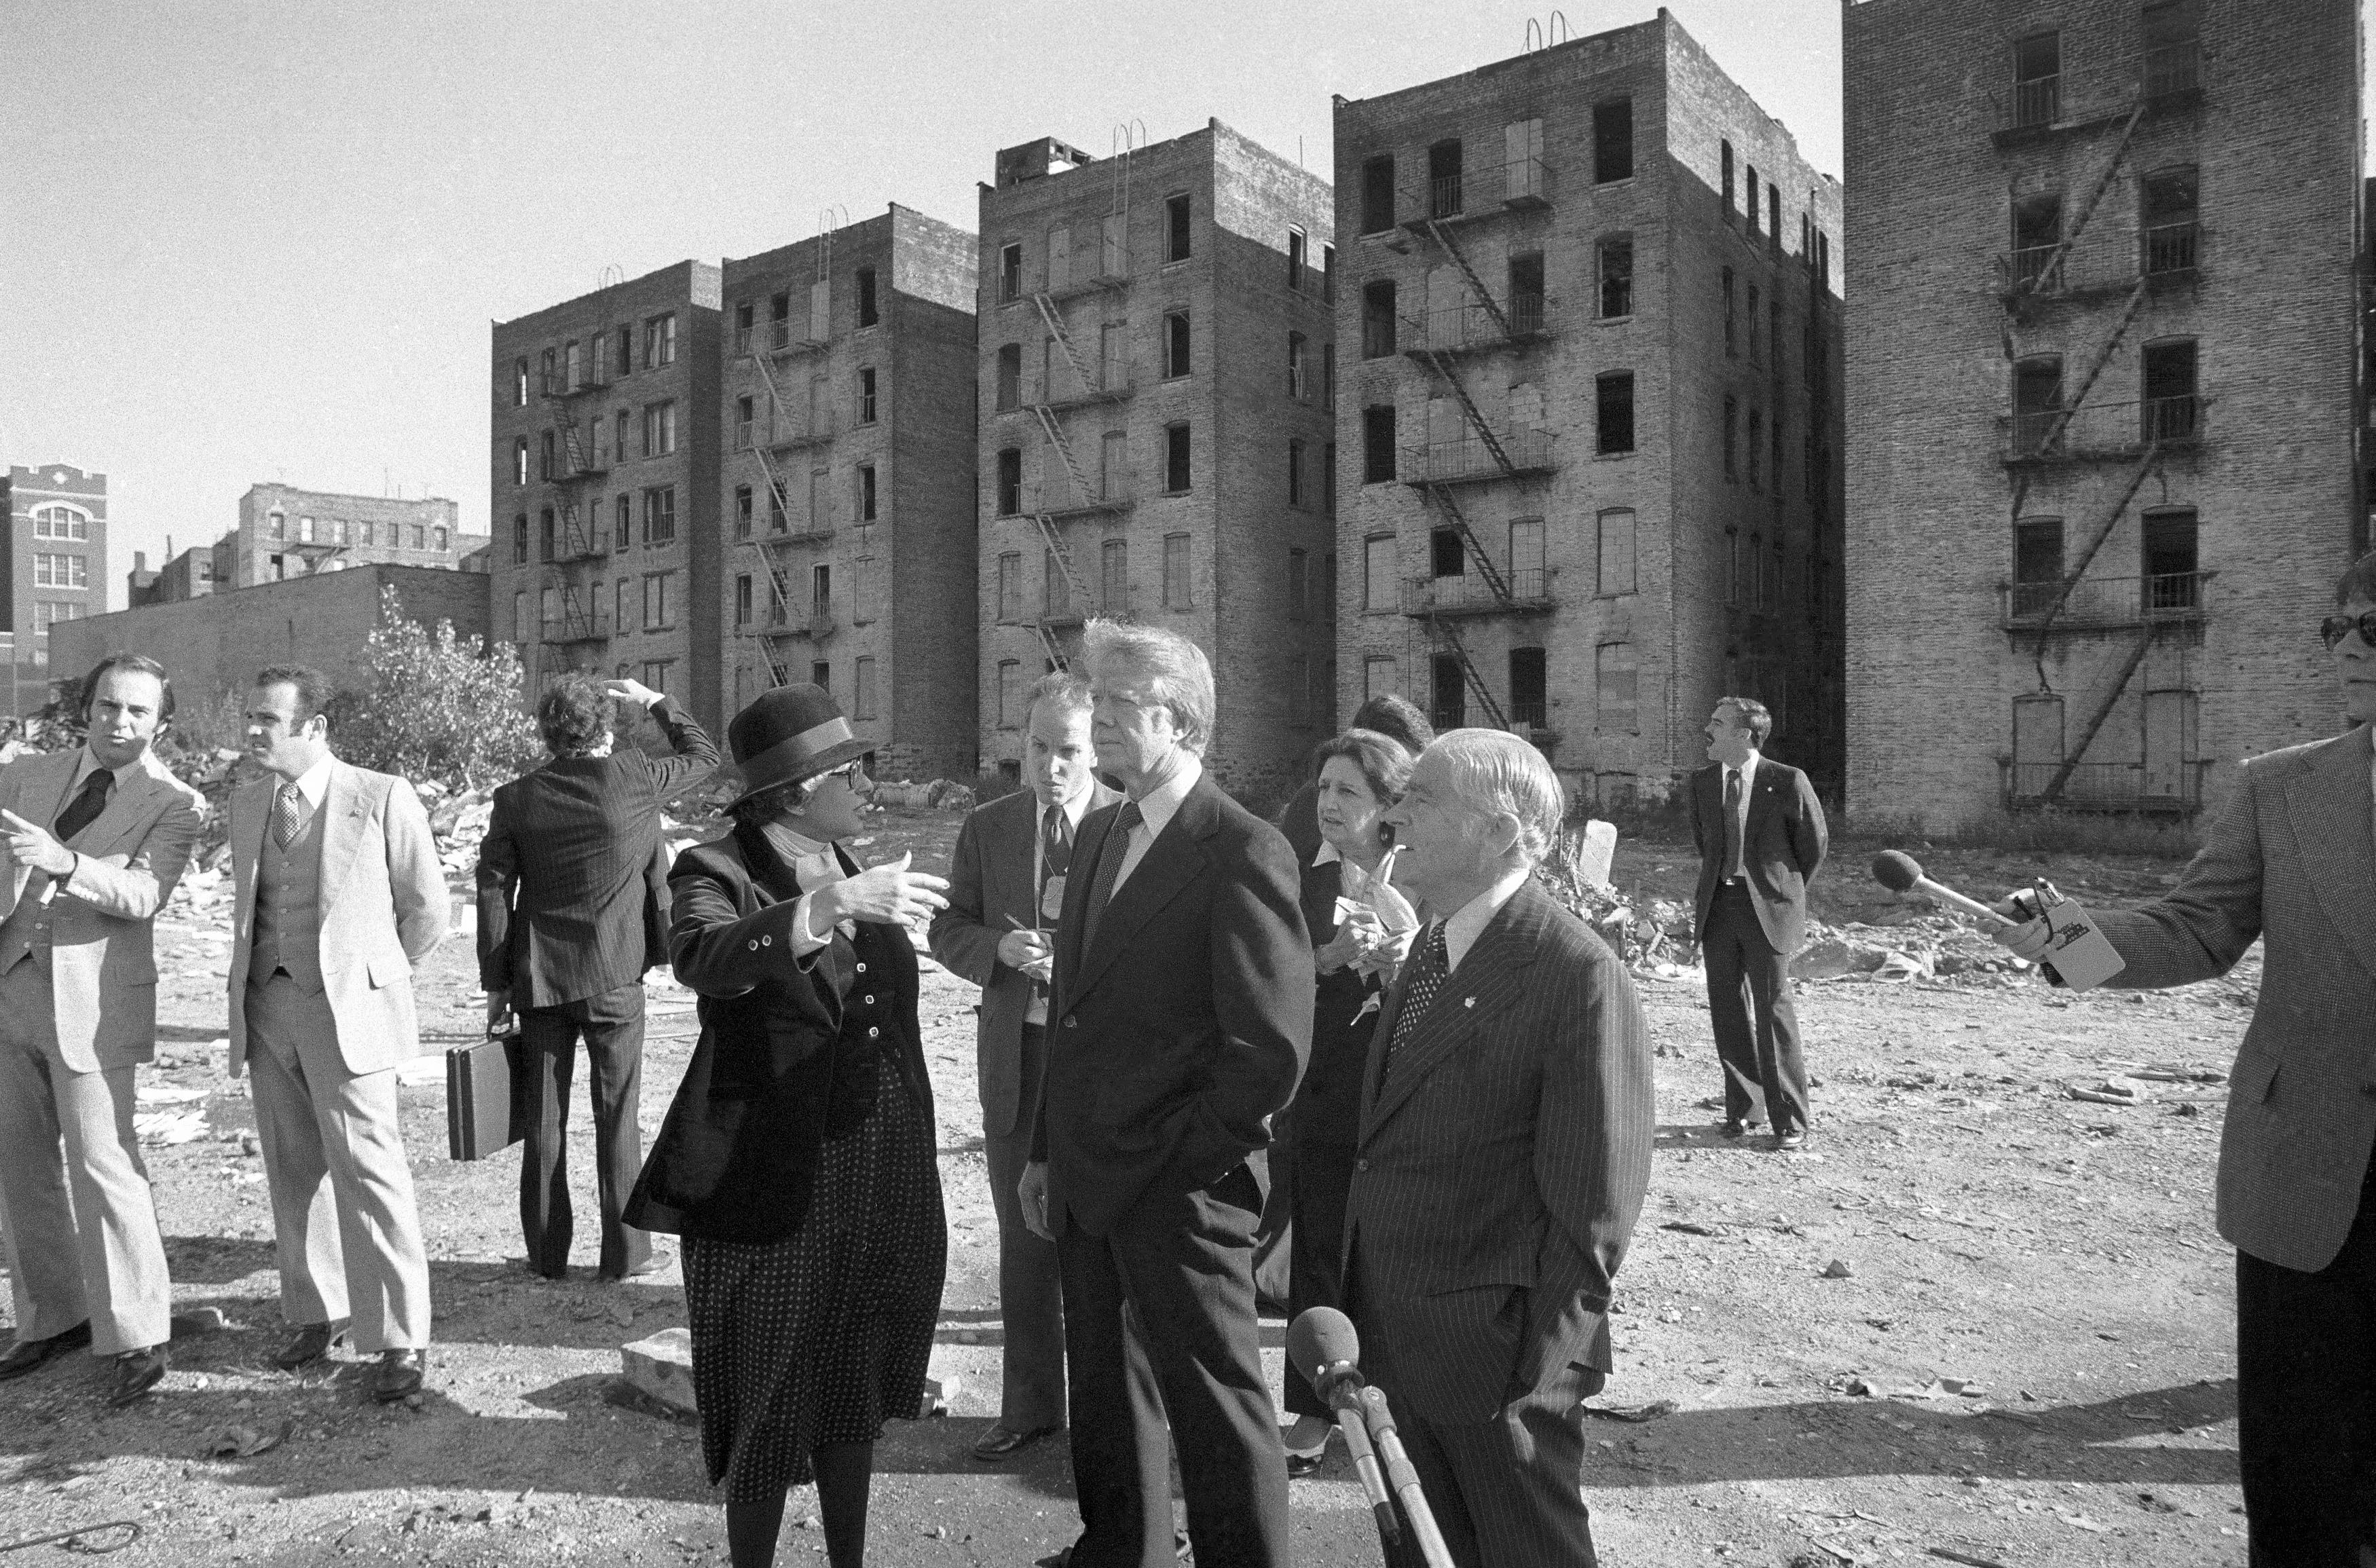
[1844,0,2362,826]
[52,564,489,710]
[5,464,109,715]
[227,485,476,591]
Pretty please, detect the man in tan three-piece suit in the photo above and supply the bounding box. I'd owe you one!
[0,654,205,1408]
[1994,548,2376,1566]
[929,671,1118,1463]
[1351,730,1655,1568]
[230,666,449,1403]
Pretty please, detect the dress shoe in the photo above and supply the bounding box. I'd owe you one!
[106,1345,168,1408]
[970,1421,1059,1461]
[272,1320,350,1370]
[0,1320,91,1380]
[372,1348,428,1403]
[1775,1129,1808,1152]
[1720,1119,1764,1140]
[601,1248,675,1283]
[1035,1534,1190,1567]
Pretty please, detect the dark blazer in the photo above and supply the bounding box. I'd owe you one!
[477,696,717,1007]
[1688,755,1829,956]
[623,821,931,1244]
[1345,880,1655,1425]
[2087,729,2376,1273]
[1036,772,1314,1237]
[928,781,1119,1140]
[1293,854,1388,1156]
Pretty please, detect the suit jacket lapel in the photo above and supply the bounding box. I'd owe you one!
[316,760,367,912]
[1069,785,1210,1003]
[0,752,71,916]
[1745,760,1785,840]
[1363,890,1544,1137]
[2284,732,2376,986]
[69,761,170,855]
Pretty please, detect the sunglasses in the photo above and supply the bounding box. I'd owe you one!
[2320,612,2376,651]
[815,761,866,788]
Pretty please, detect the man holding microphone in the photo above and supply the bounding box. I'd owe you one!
[1994,550,2376,1565]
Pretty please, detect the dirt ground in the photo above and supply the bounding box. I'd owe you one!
[0,809,2257,1567]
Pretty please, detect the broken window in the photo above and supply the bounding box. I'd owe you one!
[2012,356,2065,453]
[2142,0,2202,96]
[1000,244,1022,303]
[2012,32,2060,126]
[997,344,1022,411]
[2012,517,2065,618]
[997,447,1022,516]
[2012,193,2062,288]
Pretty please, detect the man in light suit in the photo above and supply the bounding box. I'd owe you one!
[1350,730,1655,1568]
[1688,696,1828,1149]
[230,665,448,1402]
[1019,619,1313,1568]
[929,670,1117,1462]
[0,654,205,1406]
[1994,549,2376,1565]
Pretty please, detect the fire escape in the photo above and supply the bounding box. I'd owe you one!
[538,319,614,661]
[735,220,843,688]
[1020,131,1138,671]
[1393,149,1556,743]
[1993,37,2208,811]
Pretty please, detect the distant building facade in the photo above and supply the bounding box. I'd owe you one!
[489,261,725,736]
[720,205,980,780]
[1335,15,1846,806]
[1,464,109,715]
[1844,0,2362,823]
[978,122,1338,799]
[221,485,478,591]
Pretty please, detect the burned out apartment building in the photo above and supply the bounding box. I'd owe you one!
[1335,13,1846,807]
[489,261,724,735]
[1844,0,2362,825]
[976,122,1339,799]
[720,206,980,781]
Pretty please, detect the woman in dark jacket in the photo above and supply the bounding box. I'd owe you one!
[1278,727,1417,1471]
[625,685,951,1568]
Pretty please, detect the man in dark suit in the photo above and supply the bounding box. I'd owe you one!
[1351,730,1654,1568]
[477,673,716,1281]
[929,671,1117,1462]
[1688,696,1828,1149]
[1019,619,1313,1568]
[1993,550,2376,1564]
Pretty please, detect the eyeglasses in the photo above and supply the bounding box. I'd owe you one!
[2320,612,2376,651]
[813,760,865,789]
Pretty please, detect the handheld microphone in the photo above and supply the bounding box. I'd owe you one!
[1870,851,2016,929]
[1287,1308,1457,1568]
[1286,1308,1397,1544]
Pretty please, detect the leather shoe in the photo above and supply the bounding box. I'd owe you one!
[0,1320,91,1379]
[106,1345,168,1408]
[372,1348,428,1403]
[1036,1534,1190,1567]
[1775,1129,1808,1151]
[971,1421,1059,1461]
[1720,1119,1764,1140]
[600,1249,675,1283]
[272,1319,350,1370]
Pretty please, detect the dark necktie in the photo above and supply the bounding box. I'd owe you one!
[1076,800,1143,959]
[54,770,112,843]
[1034,805,1074,997]
[1722,768,1745,882]
[1383,922,1450,1075]
[273,782,305,850]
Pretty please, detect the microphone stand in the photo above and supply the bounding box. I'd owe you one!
[1356,1385,1455,1568]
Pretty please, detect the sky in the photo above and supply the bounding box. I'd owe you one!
[0,1,2331,610]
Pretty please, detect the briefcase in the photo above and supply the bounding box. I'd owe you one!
[446,1031,533,1161]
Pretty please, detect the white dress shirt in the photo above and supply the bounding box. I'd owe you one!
[67,747,148,798]
[1441,865,1531,973]
[1025,785,1096,1025]
[269,753,335,836]
[1110,753,1202,893]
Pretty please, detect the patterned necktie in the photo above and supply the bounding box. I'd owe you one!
[1077,800,1143,958]
[54,770,112,843]
[1384,922,1450,1073]
[1722,768,1745,881]
[272,782,305,850]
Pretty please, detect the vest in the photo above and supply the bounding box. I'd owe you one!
[249,794,327,993]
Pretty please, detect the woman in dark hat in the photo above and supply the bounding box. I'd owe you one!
[625,685,951,1568]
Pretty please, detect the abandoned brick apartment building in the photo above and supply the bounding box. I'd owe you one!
[719,205,980,781]
[489,261,726,735]
[975,122,1338,799]
[1844,0,2363,825]
[0,464,108,716]
[1334,12,1846,807]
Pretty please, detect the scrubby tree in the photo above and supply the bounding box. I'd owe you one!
[326,586,542,793]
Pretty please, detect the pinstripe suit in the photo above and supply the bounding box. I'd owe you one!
[1344,879,1654,1568]
[477,695,716,1278]
[2081,726,2376,1560]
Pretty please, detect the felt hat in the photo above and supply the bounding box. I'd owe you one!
[724,684,868,805]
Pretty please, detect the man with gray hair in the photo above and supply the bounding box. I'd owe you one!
[1350,729,1655,1568]
[1020,619,1313,1568]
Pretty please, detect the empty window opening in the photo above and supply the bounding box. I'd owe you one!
[2141,339,2199,441]
[1597,373,1635,455]
[1164,424,1192,493]
[1431,528,1466,579]
[1507,253,1544,333]
[2013,32,2061,126]
[1165,193,1191,262]
[855,267,878,326]
[1362,280,1398,358]
[1428,139,1463,217]
[1594,99,1633,183]
[1508,648,1548,729]
[1360,155,1396,234]
[1599,237,1633,318]
[1165,312,1191,378]
[2142,166,2199,274]
[1362,405,1398,483]
[2142,507,2199,608]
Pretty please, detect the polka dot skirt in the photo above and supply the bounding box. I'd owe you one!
[684,1049,947,1501]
